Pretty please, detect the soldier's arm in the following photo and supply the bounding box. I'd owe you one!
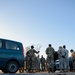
[54,48,55,53]
[65,50,68,57]
[26,51,29,55]
[53,48,55,54]
[46,48,48,54]
[34,49,39,54]
[58,50,62,57]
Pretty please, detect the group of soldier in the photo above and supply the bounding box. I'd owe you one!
[45,44,70,73]
[19,44,75,73]
[25,45,46,73]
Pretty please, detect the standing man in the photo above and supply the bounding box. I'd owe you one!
[58,46,66,72]
[58,45,69,73]
[40,55,46,71]
[63,45,70,72]
[70,49,75,71]
[45,44,55,73]
[58,46,64,72]
[27,45,40,72]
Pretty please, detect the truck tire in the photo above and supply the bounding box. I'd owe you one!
[6,61,19,73]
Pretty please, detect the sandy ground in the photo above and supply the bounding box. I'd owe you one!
[0,70,75,75]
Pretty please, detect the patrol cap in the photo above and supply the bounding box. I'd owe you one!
[63,45,66,48]
[49,44,51,47]
[31,45,34,48]
[70,49,74,52]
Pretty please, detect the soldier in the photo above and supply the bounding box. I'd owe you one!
[58,46,67,73]
[58,46,64,72]
[40,55,46,71]
[27,45,40,72]
[45,44,55,73]
[70,49,75,71]
[63,45,70,72]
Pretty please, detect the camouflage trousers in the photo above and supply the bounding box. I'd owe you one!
[30,56,36,70]
[25,56,35,71]
[47,57,54,72]
[59,58,68,71]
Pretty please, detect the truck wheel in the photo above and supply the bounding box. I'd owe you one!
[6,61,19,73]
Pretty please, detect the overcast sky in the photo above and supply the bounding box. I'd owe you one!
[0,0,75,58]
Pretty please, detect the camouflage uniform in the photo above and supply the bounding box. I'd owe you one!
[58,46,67,72]
[72,52,75,71]
[27,46,39,72]
[46,44,55,73]
[40,55,46,71]
[64,48,70,71]
[63,45,70,72]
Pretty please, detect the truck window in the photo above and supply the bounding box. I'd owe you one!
[5,41,20,50]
